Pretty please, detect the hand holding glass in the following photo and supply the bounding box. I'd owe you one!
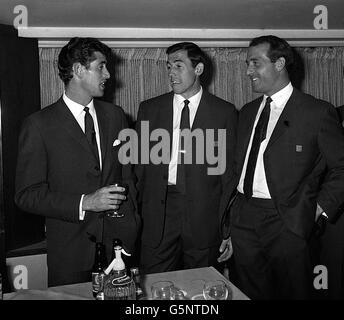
[107,181,127,218]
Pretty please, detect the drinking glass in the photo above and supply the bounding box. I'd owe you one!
[203,280,230,300]
[107,181,127,218]
[172,287,187,300]
[151,281,175,300]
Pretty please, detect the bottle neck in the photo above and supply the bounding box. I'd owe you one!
[94,244,106,267]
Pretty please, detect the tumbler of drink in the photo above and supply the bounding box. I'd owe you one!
[151,281,175,300]
[107,181,127,218]
[203,280,230,300]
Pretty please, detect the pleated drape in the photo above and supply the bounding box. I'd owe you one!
[39,47,344,120]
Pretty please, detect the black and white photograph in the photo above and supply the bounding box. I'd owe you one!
[0,0,344,306]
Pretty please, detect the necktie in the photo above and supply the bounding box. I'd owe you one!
[176,100,190,192]
[243,97,272,199]
[84,107,100,165]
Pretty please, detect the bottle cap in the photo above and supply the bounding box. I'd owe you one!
[130,267,139,275]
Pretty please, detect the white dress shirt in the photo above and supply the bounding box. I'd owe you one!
[168,87,203,185]
[238,82,293,198]
[63,93,102,220]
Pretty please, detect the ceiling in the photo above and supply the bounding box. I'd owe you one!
[0,0,343,29]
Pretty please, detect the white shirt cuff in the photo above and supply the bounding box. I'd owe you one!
[79,194,86,221]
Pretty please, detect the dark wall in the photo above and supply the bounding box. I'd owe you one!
[0,25,45,276]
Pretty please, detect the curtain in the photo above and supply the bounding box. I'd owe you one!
[39,47,344,121]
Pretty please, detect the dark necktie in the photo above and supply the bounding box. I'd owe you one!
[176,100,190,192]
[84,107,100,165]
[243,97,272,199]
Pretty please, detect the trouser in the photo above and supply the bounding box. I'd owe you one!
[230,193,313,300]
[140,186,220,274]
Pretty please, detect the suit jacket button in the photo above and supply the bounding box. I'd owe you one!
[163,174,167,180]
[94,165,100,171]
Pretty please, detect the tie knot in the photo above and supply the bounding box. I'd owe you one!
[84,107,90,113]
[266,97,272,104]
[184,100,190,107]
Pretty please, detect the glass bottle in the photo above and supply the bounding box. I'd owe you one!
[103,239,136,300]
[91,242,107,299]
[0,272,3,300]
[130,267,145,300]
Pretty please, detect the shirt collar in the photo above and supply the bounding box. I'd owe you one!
[174,86,203,109]
[63,92,95,117]
[264,82,293,109]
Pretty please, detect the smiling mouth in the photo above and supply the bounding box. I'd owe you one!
[100,81,107,89]
[170,79,181,85]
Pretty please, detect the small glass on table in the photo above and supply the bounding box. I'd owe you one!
[203,280,231,300]
[151,281,175,300]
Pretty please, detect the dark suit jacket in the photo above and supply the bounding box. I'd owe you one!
[135,91,237,249]
[337,105,344,124]
[221,89,344,240]
[15,98,141,286]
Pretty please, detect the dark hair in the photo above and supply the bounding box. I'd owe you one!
[249,35,294,69]
[166,42,207,69]
[58,37,111,85]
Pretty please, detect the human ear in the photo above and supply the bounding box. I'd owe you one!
[72,62,86,79]
[275,57,286,72]
[195,62,204,76]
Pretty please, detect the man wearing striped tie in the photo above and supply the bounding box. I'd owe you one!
[221,35,344,299]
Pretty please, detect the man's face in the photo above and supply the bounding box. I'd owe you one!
[80,51,110,99]
[246,43,280,96]
[167,49,201,99]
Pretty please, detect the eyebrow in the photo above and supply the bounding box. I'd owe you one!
[246,57,258,63]
[167,59,184,64]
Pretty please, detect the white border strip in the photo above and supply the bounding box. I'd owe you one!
[38,40,344,48]
[18,27,344,39]
[18,27,344,47]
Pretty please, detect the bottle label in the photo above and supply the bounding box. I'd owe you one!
[111,274,130,285]
[104,275,136,300]
[92,272,104,293]
[0,274,2,300]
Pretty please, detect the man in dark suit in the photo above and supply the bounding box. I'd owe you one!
[318,104,344,299]
[221,35,344,299]
[15,38,140,286]
[135,42,237,274]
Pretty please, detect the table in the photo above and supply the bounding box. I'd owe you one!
[4,266,249,300]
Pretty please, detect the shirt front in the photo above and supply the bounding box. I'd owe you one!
[63,93,102,220]
[168,87,203,185]
[63,93,102,169]
[238,82,293,198]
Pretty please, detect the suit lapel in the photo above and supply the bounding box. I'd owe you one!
[94,100,109,165]
[266,90,299,151]
[236,98,262,171]
[158,93,173,154]
[55,98,94,158]
[191,91,209,130]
